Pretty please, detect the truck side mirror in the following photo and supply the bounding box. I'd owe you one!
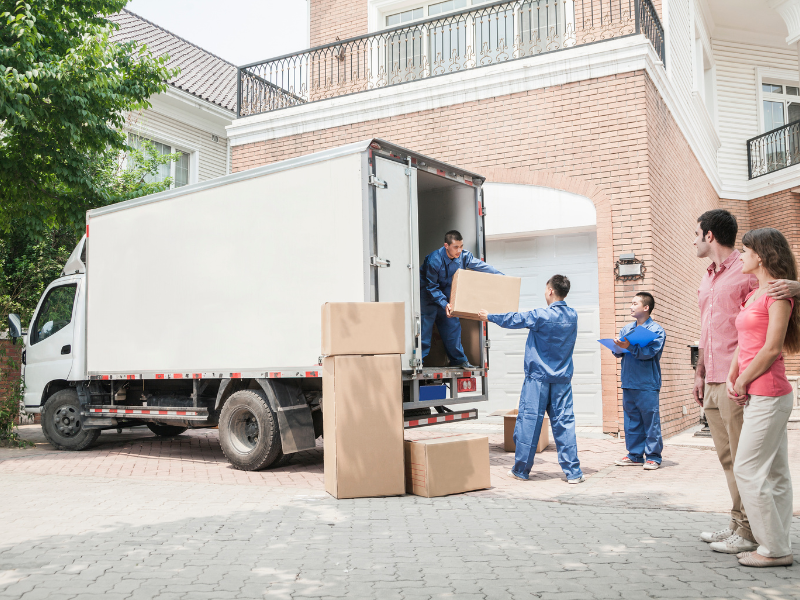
[8,314,21,345]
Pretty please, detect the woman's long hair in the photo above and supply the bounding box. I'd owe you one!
[742,227,800,353]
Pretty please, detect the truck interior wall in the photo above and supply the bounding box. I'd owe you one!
[416,171,481,368]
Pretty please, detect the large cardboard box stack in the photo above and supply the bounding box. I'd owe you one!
[404,434,491,497]
[449,269,521,320]
[500,409,551,453]
[322,302,406,499]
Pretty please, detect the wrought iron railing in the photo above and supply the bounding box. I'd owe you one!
[237,0,665,117]
[748,120,800,179]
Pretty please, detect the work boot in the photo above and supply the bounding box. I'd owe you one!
[709,534,758,554]
[700,528,734,543]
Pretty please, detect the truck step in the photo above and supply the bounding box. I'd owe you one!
[85,406,209,420]
[404,408,477,429]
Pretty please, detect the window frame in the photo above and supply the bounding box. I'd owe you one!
[31,283,78,346]
[755,67,800,135]
[125,130,200,189]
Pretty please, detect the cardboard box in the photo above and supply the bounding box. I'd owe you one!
[323,355,405,499]
[501,409,550,453]
[449,270,521,320]
[404,434,491,497]
[321,302,405,356]
[422,319,481,368]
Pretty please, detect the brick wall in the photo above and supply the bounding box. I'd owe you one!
[645,76,720,437]
[0,340,29,426]
[310,0,369,47]
[233,69,722,435]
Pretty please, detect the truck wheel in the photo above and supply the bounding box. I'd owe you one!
[146,423,188,437]
[41,389,100,451]
[219,389,282,471]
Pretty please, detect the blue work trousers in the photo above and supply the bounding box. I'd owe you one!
[420,304,468,364]
[512,379,583,480]
[622,389,663,464]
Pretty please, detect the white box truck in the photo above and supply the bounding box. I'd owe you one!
[8,139,491,471]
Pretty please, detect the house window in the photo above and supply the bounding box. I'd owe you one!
[128,133,191,188]
[761,82,800,133]
[428,0,467,16]
[387,7,423,26]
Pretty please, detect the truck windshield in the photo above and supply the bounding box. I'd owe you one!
[31,284,77,345]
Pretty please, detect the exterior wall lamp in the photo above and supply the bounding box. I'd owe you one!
[615,252,645,281]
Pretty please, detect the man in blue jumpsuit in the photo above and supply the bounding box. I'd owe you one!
[479,274,585,484]
[421,230,502,369]
[613,292,666,469]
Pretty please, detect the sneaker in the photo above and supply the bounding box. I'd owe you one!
[567,475,585,484]
[643,460,660,470]
[614,456,643,466]
[507,469,528,481]
[709,534,758,554]
[700,528,734,543]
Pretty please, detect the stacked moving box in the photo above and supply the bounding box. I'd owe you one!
[321,303,406,499]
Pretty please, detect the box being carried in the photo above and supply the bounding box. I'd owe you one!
[323,355,405,499]
[321,302,405,356]
[404,434,491,497]
[449,270,521,320]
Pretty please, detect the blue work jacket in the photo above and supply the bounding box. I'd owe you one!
[619,318,666,391]
[420,247,501,310]
[488,301,578,383]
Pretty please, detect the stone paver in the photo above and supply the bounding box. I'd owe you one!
[0,422,799,599]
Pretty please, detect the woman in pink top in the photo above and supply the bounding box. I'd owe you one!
[726,228,799,568]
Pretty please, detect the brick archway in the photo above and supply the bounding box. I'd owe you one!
[479,167,619,433]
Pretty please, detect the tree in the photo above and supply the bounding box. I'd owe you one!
[0,136,181,325]
[0,0,178,238]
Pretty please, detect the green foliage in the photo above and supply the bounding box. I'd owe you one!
[0,138,179,325]
[0,0,179,238]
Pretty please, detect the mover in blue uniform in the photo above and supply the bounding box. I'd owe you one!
[478,275,585,484]
[420,230,502,369]
[613,292,666,470]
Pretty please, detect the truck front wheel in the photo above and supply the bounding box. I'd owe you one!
[219,389,282,471]
[41,389,101,451]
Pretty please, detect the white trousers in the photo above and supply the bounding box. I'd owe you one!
[733,393,794,558]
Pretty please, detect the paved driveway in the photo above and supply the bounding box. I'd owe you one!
[1,422,798,599]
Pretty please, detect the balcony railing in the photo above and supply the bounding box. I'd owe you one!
[748,120,800,179]
[237,0,665,118]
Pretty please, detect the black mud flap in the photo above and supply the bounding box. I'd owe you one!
[256,379,316,454]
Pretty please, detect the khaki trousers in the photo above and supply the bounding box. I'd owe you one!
[734,393,794,557]
[704,383,754,541]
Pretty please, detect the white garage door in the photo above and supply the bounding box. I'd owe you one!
[485,232,603,425]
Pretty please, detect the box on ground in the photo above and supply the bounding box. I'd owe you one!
[323,354,405,499]
[500,409,550,453]
[404,434,491,498]
[449,270,521,320]
[321,302,405,356]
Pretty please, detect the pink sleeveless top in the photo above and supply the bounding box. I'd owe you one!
[735,291,794,397]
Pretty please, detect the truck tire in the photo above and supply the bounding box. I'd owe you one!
[219,389,282,471]
[146,423,188,437]
[41,389,100,451]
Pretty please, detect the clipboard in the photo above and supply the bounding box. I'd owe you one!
[624,325,659,347]
[598,339,628,354]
